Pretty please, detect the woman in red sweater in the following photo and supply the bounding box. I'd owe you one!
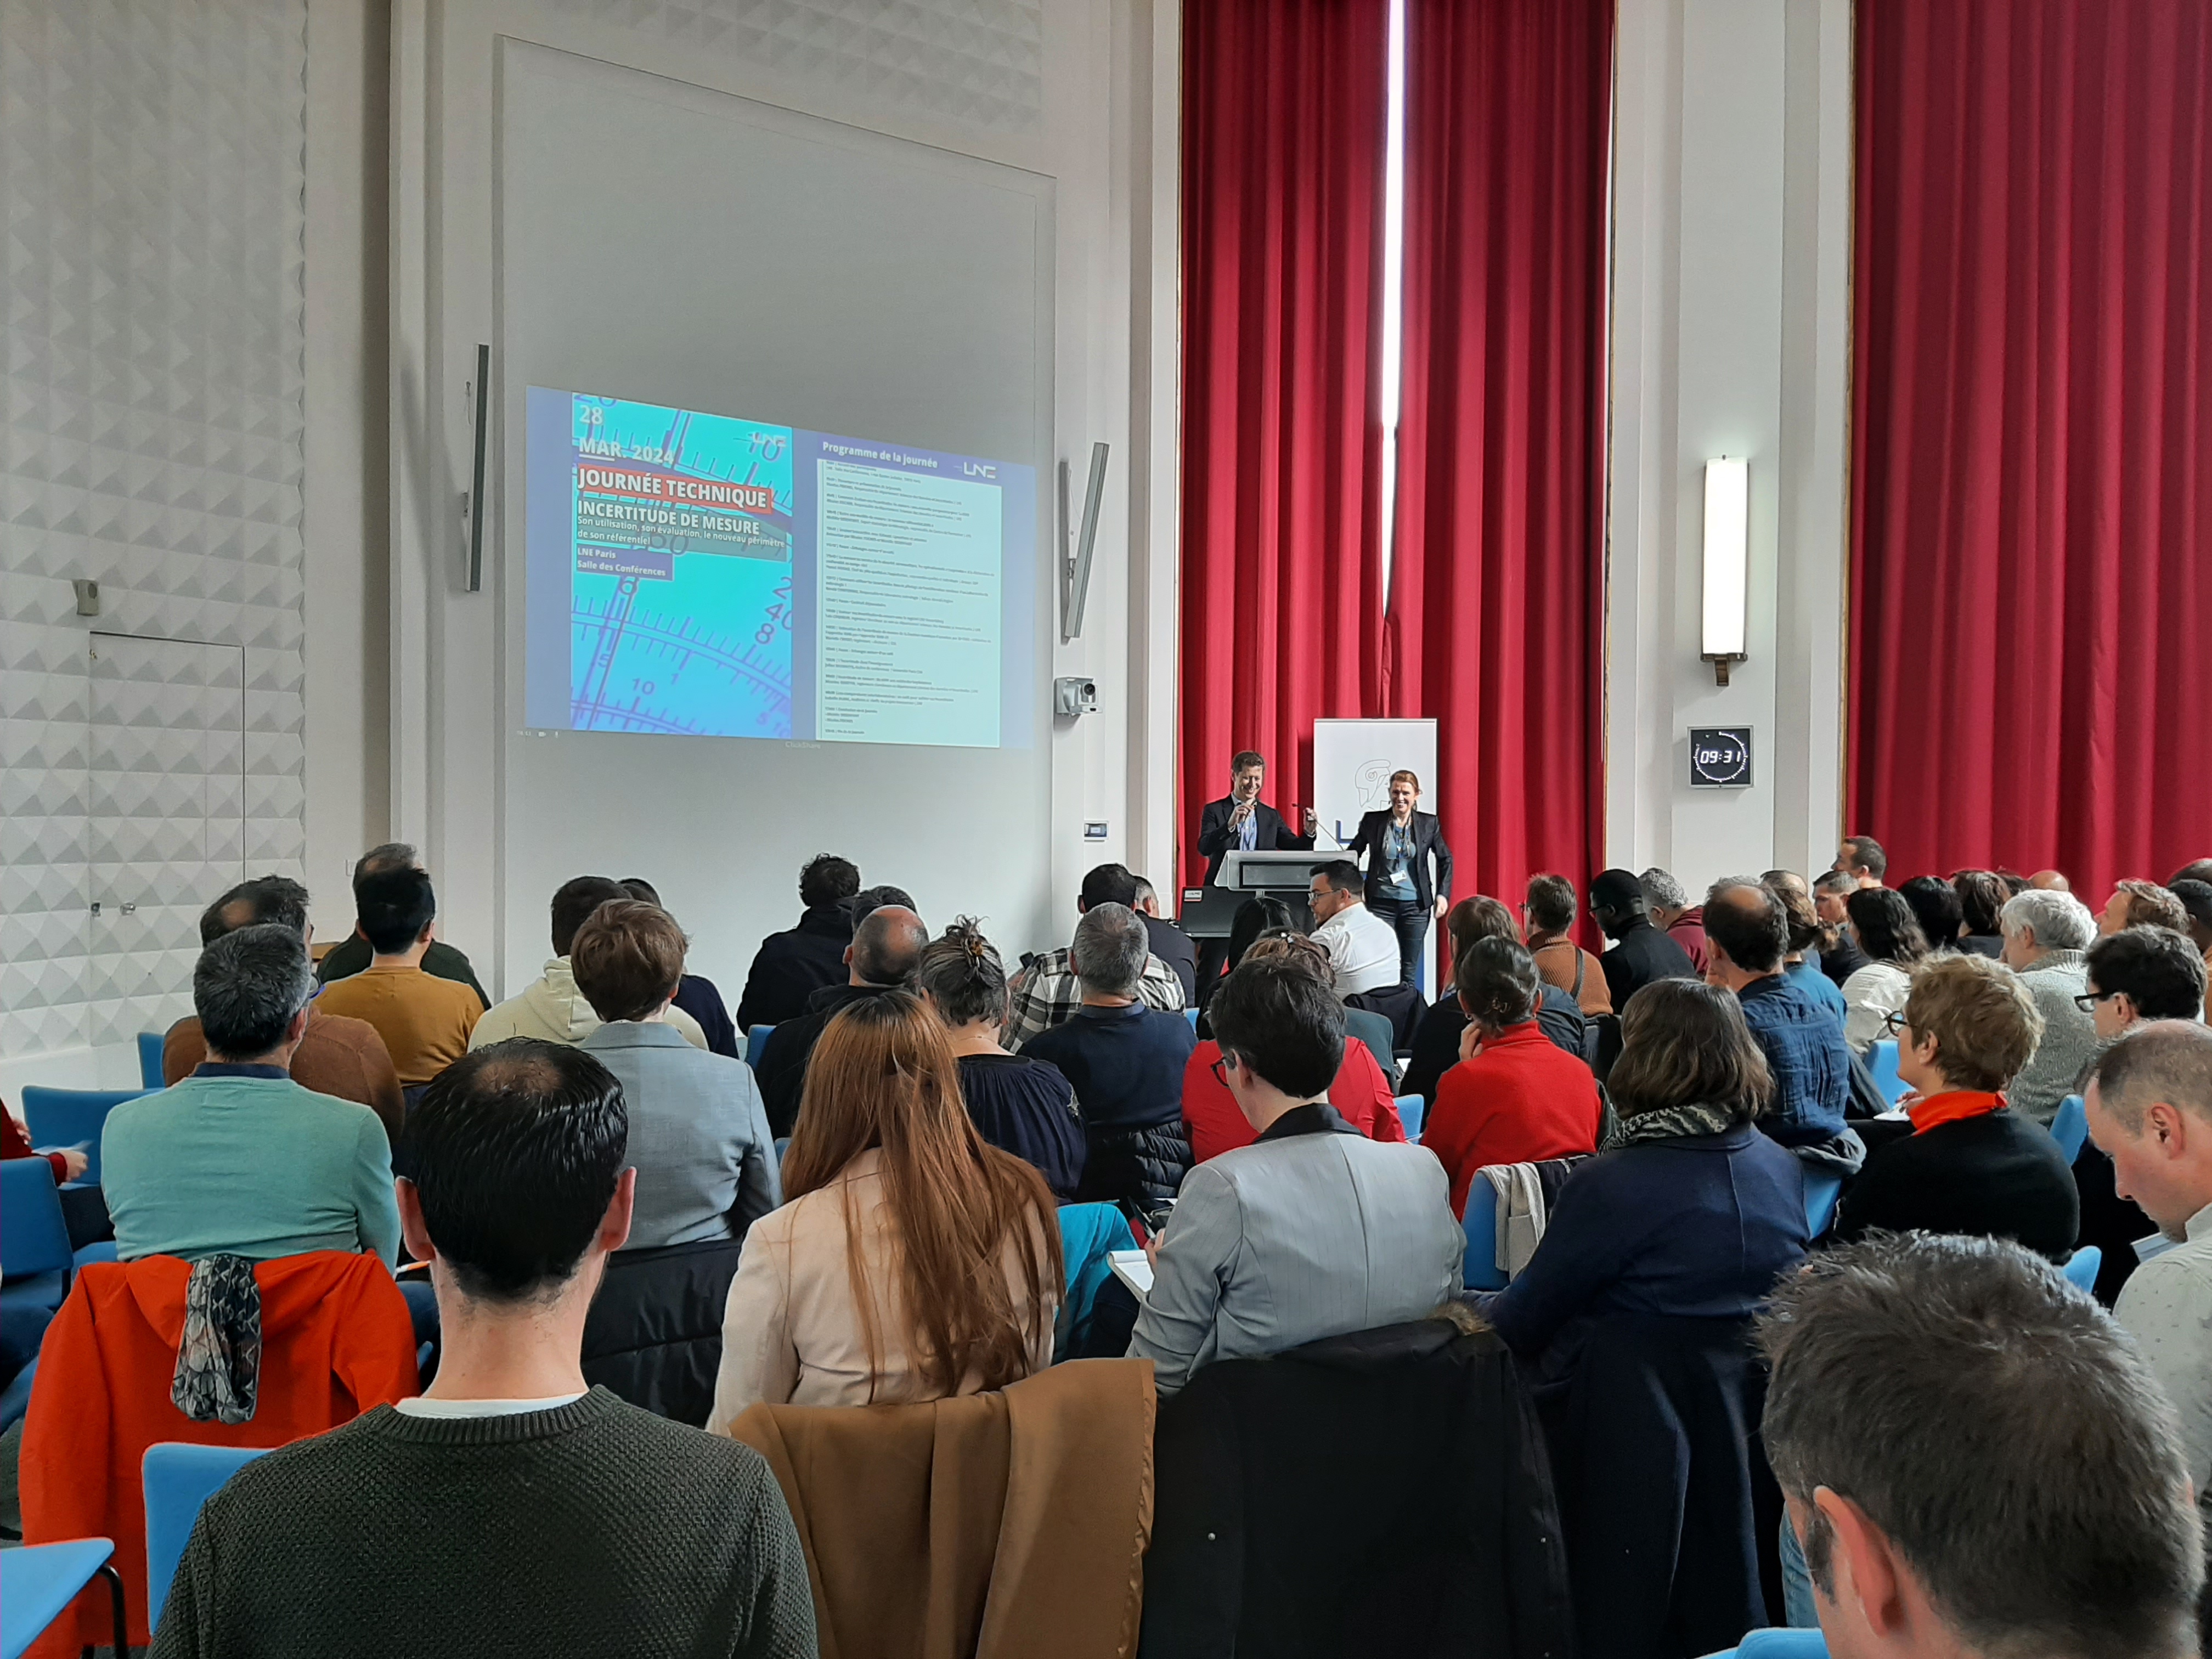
[1182,934,1403,1162]
[1425,937,1602,1216]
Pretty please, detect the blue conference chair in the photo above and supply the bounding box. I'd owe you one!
[1186,1007,1200,1030]
[1,1538,127,1659]
[1,1158,112,1318]
[2063,1245,2102,1293]
[1697,1629,1828,1659]
[137,1030,167,1089]
[1803,1170,1843,1240]
[1462,1178,1506,1291]
[1866,1040,1908,1108]
[1393,1093,1425,1144]
[21,1085,147,1188]
[744,1024,775,1070]
[144,1443,270,1629]
[2050,1094,2089,1164]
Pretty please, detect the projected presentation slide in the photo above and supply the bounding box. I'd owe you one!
[523,388,1036,748]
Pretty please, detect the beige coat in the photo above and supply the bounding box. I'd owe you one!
[708,1147,1058,1432]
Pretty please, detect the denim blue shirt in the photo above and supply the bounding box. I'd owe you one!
[1736,973,1852,1147]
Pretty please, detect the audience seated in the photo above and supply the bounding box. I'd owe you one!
[2173,878,2212,966]
[1703,879,1851,1149]
[2089,1023,2212,1510]
[314,842,488,1007]
[1997,885,2101,1124]
[1812,868,1872,986]
[734,852,860,1032]
[1838,886,1931,1052]
[1524,872,1613,1015]
[2084,924,2211,1039]
[1022,904,1197,1210]
[1589,867,1699,1010]
[571,900,780,1249]
[2030,867,2073,890]
[2100,877,2192,938]
[1833,834,1888,888]
[1899,873,1968,958]
[1180,934,1401,1162]
[1194,893,1297,1020]
[1639,866,1709,973]
[104,924,399,1266]
[1766,872,1850,1024]
[754,894,929,1137]
[471,876,710,1052]
[149,1040,816,1658]
[314,866,484,1092]
[2173,857,2212,890]
[1005,863,1188,1048]
[709,992,1061,1424]
[1423,938,1603,1217]
[1129,958,1462,1395]
[1951,867,2009,957]
[1303,859,1401,995]
[162,874,403,1141]
[618,878,739,1057]
[1402,898,1589,1109]
[913,918,1086,1200]
[1759,1233,2203,1659]
[1467,979,1807,1382]
[1133,873,1201,1003]
[1835,952,2077,1260]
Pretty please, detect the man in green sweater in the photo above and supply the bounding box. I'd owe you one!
[151,1040,817,1659]
[104,923,401,1266]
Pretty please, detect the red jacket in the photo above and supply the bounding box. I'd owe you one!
[1425,1021,1602,1217]
[1182,1038,1404,1164]
[21,1252,417,1652]
[3,1105,70,1183]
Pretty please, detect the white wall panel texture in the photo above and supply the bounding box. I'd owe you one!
[1,0,308,1060]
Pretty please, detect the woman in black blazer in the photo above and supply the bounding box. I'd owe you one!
[1344,770,1454,987]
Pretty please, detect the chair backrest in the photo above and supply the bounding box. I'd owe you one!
[1803,1170,1843,1239]
[2063,1245,2102,1292]
[1706,1630,1831,1658]
[1393,1092,1425,1144]
[20,1086,148,1188]
[137,1031,168,1089]
[2050,1094,2088,1164]
[143,1443,268,1628]
[744,1024,775,1069]
[0,1158,74,1279]
[1462,1176,1506,1291]
[1866,1040,1907,1107]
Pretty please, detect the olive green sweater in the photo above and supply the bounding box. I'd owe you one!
[150,1387,817,1658]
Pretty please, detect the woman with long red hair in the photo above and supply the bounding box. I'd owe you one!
[707,990,1063,1427]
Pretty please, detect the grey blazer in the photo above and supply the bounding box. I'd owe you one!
[1130,1105,1464,1395]
[581,1021,782,1249]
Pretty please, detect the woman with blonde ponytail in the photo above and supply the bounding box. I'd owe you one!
[707,990,1063,1427]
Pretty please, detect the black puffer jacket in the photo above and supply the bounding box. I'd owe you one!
[1081,1120,1193,1214]
[580,1237,746,1427]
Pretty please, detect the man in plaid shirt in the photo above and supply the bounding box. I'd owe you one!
[1006,864,1188,1048]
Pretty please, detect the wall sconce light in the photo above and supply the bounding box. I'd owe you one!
[1701,456,1748,686]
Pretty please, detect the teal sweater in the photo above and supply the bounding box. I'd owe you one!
[101,1068,401,1266]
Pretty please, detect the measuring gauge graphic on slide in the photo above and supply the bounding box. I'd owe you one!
[565,396,796,737]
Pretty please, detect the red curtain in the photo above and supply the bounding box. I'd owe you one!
[1384,0,1613,913]
[1850,0,2212,895]
[1177,0,1391,890]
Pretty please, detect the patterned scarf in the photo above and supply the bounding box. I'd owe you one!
[172,1254,263,1425]
[1602,1099,1745,1150]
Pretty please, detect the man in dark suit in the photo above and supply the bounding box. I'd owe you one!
[1588,867,1699,1013]
[1194,752,1316,990]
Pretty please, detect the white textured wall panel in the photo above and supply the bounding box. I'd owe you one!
[1,0,308,1062]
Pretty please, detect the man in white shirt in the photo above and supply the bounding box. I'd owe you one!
[1305,860,1400,996]
[2087,1020,2212,1494]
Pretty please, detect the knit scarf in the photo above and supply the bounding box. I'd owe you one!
[1602,1100,1743,1150]
[172,1254,263,1425]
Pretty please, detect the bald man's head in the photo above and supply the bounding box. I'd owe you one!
[849,905,928,987]
[2029,870,2070,891]
[1702,879,1789,977]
